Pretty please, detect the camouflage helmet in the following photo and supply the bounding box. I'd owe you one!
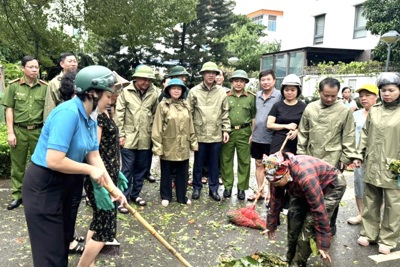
[132,65,155,80]
[75,65,116,94]
[229,70,249,83]
[376,72,400,89]
[199,61,219,75]
[164,78,188,99]
[168,65,190,78]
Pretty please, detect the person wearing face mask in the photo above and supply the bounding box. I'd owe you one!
[265,152,346,266]
[21,65,127,267]
[1,56,47,211]
[43,52,78,121]
[353,72,400,255]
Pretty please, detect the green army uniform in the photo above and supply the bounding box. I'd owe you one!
[1,77,47,200]
[220,89,256,191]
[43,71,63,121]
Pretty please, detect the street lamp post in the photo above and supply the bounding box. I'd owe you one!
[380,30,400,72]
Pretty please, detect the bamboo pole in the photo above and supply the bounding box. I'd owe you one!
[104,184,193,267]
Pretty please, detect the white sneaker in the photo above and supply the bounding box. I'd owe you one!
[161,200,169,207]
[186,199,192,205]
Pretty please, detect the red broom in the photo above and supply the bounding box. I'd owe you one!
[227,135,290,230]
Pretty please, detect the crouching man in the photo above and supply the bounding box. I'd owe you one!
[264,152,346,267]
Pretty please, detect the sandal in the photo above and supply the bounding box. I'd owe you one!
[118,205,129,214]
[74,236,85,243]
[133,197,147,206]
[68,241,85,254]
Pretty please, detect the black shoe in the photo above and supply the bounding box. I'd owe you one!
[223,189,232,198]
[7,199,22,210]
[209,190,221,201]
[145,175,156,183]
[331,226,336,236]
[192,189,201,200]
[237,190,245,200]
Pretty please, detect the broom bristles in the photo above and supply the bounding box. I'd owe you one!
[99,238,120,255]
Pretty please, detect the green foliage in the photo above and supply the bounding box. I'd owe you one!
[218,252,286,267]
[0,0,79,68]
[363,0,400,67]
[0,62,23,82]
[222,15,280,72]
[304,60,386,76]
[0,123,11,178]
[161,0,236,79]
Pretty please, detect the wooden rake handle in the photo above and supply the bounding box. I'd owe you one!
[103,184,193,267]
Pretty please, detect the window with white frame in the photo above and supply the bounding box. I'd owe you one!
[354,5,366,38]
[314,14,325,45]
[251,15,264,25]
[268,15,277,32]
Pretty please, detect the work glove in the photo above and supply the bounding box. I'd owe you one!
[117,171,128,192]
[91,180,114,211]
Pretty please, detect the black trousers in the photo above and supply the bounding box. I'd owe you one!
[160,159,189,203]
[22,163,83,267]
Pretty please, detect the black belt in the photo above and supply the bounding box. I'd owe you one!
[14,123,43,130]
[232,123,251,130]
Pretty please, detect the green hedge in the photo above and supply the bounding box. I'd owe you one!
[0,123,11,178]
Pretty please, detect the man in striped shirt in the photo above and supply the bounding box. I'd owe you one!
[264,152,346,267]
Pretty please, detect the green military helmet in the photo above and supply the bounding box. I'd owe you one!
[132,65,155,80]
[199,61,219,75]
[229,69,249,83]
[168,65,190,78]
[75,65,116,94]
[164,78,188,99]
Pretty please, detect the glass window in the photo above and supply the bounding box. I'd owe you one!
[268,15,277,32]
[354,5,366,38]
[314,14,325,44]
[251,15,264,25]
[275,54,287,78]
[289,52,304,75]
[261,56,273,71]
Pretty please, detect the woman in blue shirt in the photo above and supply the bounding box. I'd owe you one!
[22,65,127,267]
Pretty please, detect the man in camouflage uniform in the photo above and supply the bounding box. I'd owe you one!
[220,70,255,200]
[187,61,230,201]
[115,65,159,208]
[1,56,47,210]
[265,152,346,267]
[43,52,78,121]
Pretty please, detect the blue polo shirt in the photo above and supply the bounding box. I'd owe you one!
[252,88,281,144]
[32,97,99,167]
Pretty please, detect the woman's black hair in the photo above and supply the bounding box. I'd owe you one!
[59,71,77,101]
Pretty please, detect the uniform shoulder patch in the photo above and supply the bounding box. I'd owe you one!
[39,79,48,85]
[247,90,256,96]
[8,78,20,84]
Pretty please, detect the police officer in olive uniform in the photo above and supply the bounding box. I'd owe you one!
[43,52,78,121]
[1,56,47,210]
[220,70,256,200]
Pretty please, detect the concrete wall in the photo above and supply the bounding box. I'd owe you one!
[279,0,380,51]
[301,73,378,97]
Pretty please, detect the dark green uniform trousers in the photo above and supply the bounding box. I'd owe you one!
[10,126,41,200]
[220,126,251,190]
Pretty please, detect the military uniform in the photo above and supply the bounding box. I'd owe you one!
[220,89,256,192]
[1,77,47,201]
[43,71,63,121]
